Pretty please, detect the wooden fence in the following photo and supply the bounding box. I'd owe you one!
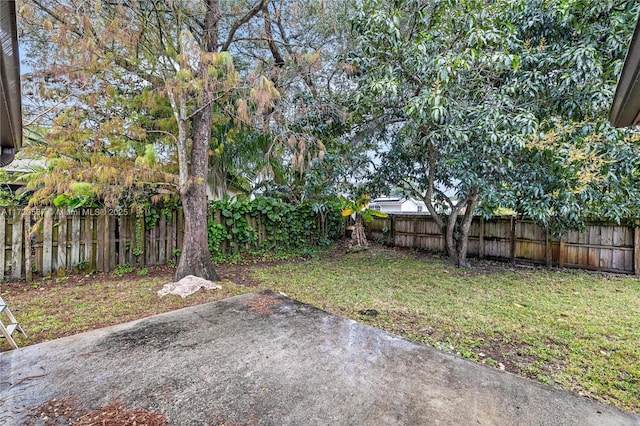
[367,214,640,275]
[0,207,184,281]
[0,204,336,281]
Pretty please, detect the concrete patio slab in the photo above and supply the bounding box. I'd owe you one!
[1,291,639,425]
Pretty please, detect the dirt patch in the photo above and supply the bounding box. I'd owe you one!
[315,238,356,262]
[241,292,285,314]
[28,398,166,426]
[476,338,525,373]
[215,263,264,287]
[476,336,565,381]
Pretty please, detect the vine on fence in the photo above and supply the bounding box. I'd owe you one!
[207,197,343,260]
[207,222,228,254]
[132,206,144,256]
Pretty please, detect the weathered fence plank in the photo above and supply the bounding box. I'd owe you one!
[147,218,156,266]
[176,209,184,253]
[0,211,5,279]
[57,212,67,274]
[84,215,93,270]
[158,214,166,264]
[167,212,176,265]
[478,217,485,259]
[10,210,22,281]
[635,224,640,275]
[108,215,117,271]
[117,217,126,267]
[24,214,32,282]
[42,208,54,277]
[102,214,110,271]
[137,215,145,268]
[545,226,552,267]
[127,214,136,266]
[34,217,43,276]
[96,214,105,271]
[71,214,81,271]
[510,217,516,265]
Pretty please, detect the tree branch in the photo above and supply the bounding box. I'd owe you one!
[423,142,445,231]
[220,0,267,52]
[24,82,89,127]
[262,5,286,68]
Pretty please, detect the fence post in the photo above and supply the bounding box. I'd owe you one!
[176,209,184,255]
[96,213,105,270]
[479,216,485,259]
[559,235,566,268]
[42,207,54,277]
[545,225,552,268]
[85,215,93,270]
[634,221,640,276]
[11,209,23,281]
[24,213,32,282]
[0,209,5,280]
[71,214,81,272]
[57,210,67,275]
[389,215,396,246]
[138,214,146,268]
[108,215,116,271]
[146,215,155,266]
[510,216,516,265]
[117,216,126,267]
[159,214,167,264]
[127,213,136,266]
[167,211,176,265]
[104,213,113,271]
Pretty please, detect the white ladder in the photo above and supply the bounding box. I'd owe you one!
[0,295,26,349]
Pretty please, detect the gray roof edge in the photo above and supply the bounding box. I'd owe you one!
[0,147,15,167]
[610,12,640,127]
[0,0,22,160]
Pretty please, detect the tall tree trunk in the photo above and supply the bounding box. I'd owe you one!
[440,187,481,267]
[445,207,461,265]
[444,188,470,266]
[455,187,480,268]
[351,214,368,248]
[174,100,219,281]
[168,90,216,281]
[174,0,221,281]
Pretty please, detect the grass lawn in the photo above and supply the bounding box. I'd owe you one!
[1,244,639,414]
